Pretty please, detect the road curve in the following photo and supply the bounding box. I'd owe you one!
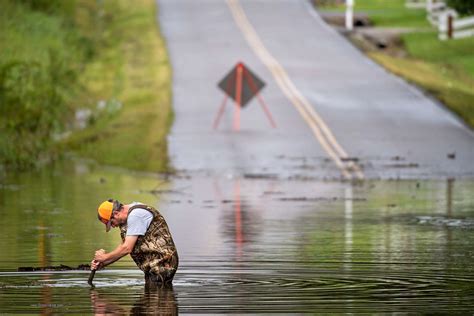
[157,0,474,180]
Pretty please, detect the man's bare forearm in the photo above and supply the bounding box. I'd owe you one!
[102,244,132,266]
[94,236,138,268]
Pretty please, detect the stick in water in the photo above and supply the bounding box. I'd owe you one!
[89,260,99,288]
[88,269,96,288]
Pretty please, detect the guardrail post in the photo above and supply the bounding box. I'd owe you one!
[439,11,446,40]
[447,13,453,39]
[439,11,448,40]
[346,0,354,31]
[426,0,432,12]
[439,10,456,40]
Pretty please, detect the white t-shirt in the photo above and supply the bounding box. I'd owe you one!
[126,203,153,236]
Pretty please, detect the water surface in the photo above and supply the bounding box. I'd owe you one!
[1,161,474,313]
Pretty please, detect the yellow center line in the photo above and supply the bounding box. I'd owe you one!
[226,0,364,180]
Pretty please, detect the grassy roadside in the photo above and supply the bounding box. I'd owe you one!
[60,0,173,172]
[370,34,474,127]
[0,0,172,172]
[317,0,429,27]
[0,0,82,169]
[315,0,474,128]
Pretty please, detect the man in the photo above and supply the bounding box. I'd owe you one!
[91,199,179,286]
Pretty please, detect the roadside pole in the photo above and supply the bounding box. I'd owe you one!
[346,0,354,31]
[426,0,433,12]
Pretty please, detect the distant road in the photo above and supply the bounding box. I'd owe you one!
[157,0,474,180]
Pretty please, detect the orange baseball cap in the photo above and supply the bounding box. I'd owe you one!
[97,199,122,232]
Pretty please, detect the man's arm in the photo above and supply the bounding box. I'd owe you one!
[94,235,138,267]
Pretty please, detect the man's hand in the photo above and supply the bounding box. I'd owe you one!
[90,259,103,271]
[94,249,107,263]
[92,237,138,268]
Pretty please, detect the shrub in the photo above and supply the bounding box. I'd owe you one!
[0,51,76,169]
[0,0,87,169]
[447,0,474,15]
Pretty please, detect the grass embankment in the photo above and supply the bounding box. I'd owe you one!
[370,34,474,128]
[0,0,172,172]
[316,0,474,128]
[62,0,173,172]
[0,0,80,169]
[318,0,428,27]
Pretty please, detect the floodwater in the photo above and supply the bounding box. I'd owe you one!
[1,160,474,314]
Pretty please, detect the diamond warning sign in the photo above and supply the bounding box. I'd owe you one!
[214,62,276,131]
[218,62,265,108]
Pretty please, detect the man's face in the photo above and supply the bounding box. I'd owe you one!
[109,210,124,228]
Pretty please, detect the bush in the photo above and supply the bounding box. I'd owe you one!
[16,0,76,16]
[0,0,91,169]
[0,50,76,169]
[447,0,474,15]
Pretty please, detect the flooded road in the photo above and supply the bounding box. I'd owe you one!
[1,161,474,313]
[2,0,474,313]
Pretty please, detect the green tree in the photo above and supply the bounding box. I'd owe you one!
[0,51,76,169]
[447,0,474,15]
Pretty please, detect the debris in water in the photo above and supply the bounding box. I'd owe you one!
[416,216,474,229]
[341,157,359,162]
[386,163,419,168]
[18,264,91,272]
[243,173,278,179]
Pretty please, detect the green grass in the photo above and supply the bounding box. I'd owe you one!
[370,52,474,127]
[0,0,83,169]
[403,32,474,77]
[317,0,474,129]
[316,0,430,27]
[60,0,173,172]
[1,0,172,172]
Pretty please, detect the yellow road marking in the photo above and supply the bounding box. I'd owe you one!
[227,0,364,180]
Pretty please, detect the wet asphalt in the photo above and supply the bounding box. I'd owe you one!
[157,0,474,180]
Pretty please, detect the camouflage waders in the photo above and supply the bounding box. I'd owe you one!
[119,204,178,286]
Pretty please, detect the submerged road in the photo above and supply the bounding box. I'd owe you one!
[157,0,474,180]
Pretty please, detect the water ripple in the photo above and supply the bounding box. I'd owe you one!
[1,262,473,313]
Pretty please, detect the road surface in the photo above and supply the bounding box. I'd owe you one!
[157,0,474,180]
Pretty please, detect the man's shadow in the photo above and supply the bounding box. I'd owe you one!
[90,285,178,315]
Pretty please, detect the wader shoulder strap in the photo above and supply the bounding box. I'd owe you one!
[127,204,156,217]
